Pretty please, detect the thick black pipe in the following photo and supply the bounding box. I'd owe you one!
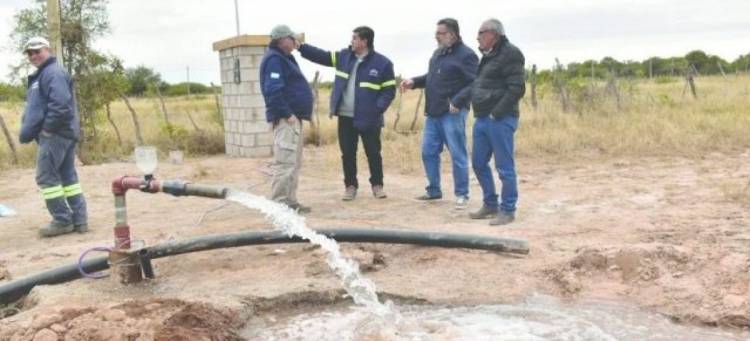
[0,256,109,305]
[0,228,528,305]
[144,229,529,259]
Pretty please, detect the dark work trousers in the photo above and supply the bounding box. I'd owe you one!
[36,133,88,226]
[337,116,383,189]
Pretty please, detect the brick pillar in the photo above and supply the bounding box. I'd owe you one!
[212,35,275,157]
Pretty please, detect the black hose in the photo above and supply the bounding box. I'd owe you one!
[0,228,528,305]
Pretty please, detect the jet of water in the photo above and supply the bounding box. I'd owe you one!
[226,190,392,316]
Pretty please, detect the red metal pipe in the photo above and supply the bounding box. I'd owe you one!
[112,176,160,195]
[111,176,161,251]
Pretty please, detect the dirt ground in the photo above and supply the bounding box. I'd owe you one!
[1,148,749,340]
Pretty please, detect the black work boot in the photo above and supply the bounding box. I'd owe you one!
[39,221,75,237]
[469,205,498,219]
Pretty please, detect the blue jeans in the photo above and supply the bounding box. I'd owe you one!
[422,110,469,198]
[472,115,518,213]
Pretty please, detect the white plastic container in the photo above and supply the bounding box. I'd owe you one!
[134,146,158,175]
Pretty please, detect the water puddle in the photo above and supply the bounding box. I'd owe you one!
[226,190,747,340]
[243,295,749,340]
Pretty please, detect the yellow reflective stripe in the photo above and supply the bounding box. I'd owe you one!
[359,82,381,90]
[330,51,337,67]
[42,185,64,200]
[335,70,349,79]
[42,185,63,194]
[381,79,396,87]
[64,183,83,197]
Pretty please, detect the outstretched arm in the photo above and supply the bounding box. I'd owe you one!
[298,43,336,67]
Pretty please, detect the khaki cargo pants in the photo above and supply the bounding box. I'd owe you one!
[271,119,303,206]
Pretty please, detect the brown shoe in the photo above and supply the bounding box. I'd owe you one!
[289,203,312,214]
[489,211,515,226]
[469,205,498,219]
[342,186,357,201]
[372,185,387,199]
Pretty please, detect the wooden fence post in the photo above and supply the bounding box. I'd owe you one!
[409,90,424,132]
[606,71,622,111]
[393,75,404,130]
[0,114,18,164]
[682,65,698,99]
[153,83,171,125]
[210,82,223,130]
[554,58,571,112]
[311,71,321,146]
[717,61,727,81]
[530,64,538,111]
[120,93,144,145]
[105,103,122,146]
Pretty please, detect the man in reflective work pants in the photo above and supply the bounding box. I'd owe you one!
[18,37,88,237]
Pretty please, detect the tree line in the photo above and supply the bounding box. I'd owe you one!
[540,51,750,80]
[0,64,215,102]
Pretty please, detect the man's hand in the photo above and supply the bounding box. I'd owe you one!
[286,115,297,124]
[448,101,460,114]
[399,79,414,93]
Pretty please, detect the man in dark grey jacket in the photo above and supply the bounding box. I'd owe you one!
[19,37,88,237]
[401,18,478,210]
[468,19,526,226]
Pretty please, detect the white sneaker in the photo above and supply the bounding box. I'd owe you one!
[454,196,469,210]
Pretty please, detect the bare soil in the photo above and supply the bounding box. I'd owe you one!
[1,148,749,339]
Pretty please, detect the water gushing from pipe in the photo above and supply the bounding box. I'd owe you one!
[226,190,392,316]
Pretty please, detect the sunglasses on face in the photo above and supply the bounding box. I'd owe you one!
[25,50,41,56]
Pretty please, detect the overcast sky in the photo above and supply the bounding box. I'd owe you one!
[1,0,749,84]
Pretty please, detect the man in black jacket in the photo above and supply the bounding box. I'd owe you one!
[401,18,478,210]
[468,18,526,225]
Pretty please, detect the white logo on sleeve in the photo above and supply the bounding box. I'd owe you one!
[270,72,280,79]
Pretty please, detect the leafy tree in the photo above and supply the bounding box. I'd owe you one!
[10,0,123,163]
[685,50,710,73]
[164,82,210,96]
[125,65,161,96]
[0,83,25,102]
[10,0,110,78]
[733,54,750,73]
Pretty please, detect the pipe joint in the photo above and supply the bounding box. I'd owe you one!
[161,179,189,196]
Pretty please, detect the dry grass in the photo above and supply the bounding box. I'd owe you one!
[721,179,750,206]
[0,95,223,170]
[2,75,749,173]
[312,74,750,174]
